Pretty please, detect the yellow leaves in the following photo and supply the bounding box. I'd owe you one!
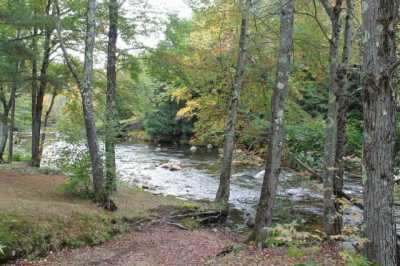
[170,87,191,102]
[176,100,200,119]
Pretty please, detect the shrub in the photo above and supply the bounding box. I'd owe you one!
[55,144,92,197]
[340,251,372,266]
[265,221,322,247]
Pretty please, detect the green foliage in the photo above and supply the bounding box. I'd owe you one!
[346,118,363,156]
[0,243,4,255]
[265,222,322,247]
[143,100,194,143]
[340,251,372,266]
[56,145,92,197]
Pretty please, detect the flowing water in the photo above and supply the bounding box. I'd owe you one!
[41,140,364,229]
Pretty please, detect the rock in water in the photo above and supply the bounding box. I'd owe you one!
[190,146,198,153]
[207,144,213,150]
[159,160,182,171]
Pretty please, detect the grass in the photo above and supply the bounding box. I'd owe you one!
[0,163,199,263]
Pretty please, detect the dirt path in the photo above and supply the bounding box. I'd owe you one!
[14,223,239,266]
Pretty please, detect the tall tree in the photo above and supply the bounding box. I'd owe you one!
[253,0,294,246]
[361,0,399,264]
[105,0,118,192]
[319,0,344,236]
[215,0,251,208]
[31,0,53,167]
[8,61,20,163]
[334,0,354,216]
[55,0,106,203]
[81,0,105,201]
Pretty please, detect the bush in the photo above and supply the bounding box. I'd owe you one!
[55,144,92,197]
[265,221,322,247]
[340,251,372,266]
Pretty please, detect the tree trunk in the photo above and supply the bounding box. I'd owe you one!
[215,0,251,208]
[0,119,8,162]
[31,0,53,167]
[105,0,118,193]
[39,92,57,158]
[31,27,38,165]
[8,62,19,163]
[82,0,105,200]
[8,98,15,163]
[362,0,399,264]
[334,0,354,207]
[321,0,343,236]
[335,0,354,194]
[253,0,294,247]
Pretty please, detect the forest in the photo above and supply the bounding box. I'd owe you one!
[0,0,399,265]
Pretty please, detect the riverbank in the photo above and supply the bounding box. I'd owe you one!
[0,163,202,263]
[0,164,358,265]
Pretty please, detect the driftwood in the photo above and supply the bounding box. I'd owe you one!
[169,210,227,225]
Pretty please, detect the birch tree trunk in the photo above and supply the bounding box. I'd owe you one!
[105,0,118,193]
[362,0,399,264]
[253,0,294,247]
[82,0,105,200]
[215,0,251,208]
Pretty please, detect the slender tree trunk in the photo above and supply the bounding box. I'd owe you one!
[8,62,19,163]
[8,94,16,163]
[39,92,57,158]
[362,0,399,264]
[31,27,38,165]
[321,0,343,236]
[105,0,118,193]
[334,0,354,202]
[215,0,251,208]
[82,0,105,200]
[253,0,294,247]
[31,0,53,167]
[0,119,8,162]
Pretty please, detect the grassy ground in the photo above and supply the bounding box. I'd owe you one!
[0,163,199,263]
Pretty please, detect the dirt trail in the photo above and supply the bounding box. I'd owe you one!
[14,223,238,266]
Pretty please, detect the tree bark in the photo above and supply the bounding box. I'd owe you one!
[215,0,251,208]
[31,0,53,167]
[105,0,118,193]
[8,62,19,163]
[31,26,38,164]
[0,119,8,162]
[361,0,399,264]
[39,92,57,158]
[334,0,354,212]
[320,0,343,236]
[253,0,294,247]
[82,0,105,200]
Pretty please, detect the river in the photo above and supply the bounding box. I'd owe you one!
[41,140,364,229]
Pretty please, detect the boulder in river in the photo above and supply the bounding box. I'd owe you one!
[190,146,198,153]
[159,160,183,171]
[206,144,213,150]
